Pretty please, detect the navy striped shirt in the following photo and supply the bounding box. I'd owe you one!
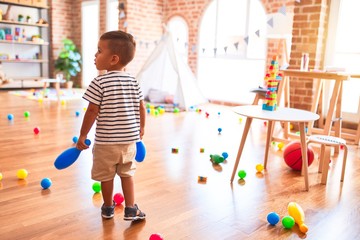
[83,71,144,144]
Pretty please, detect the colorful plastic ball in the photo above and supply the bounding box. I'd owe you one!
[238,170,247,179]
[283,141,314,171]
[113,193,125,205]
[7,114,14,120]
[24,111,30,117]
[267,212,280,225]
[282,216,295,229]
[277,142,285,151]
[72,136,78,143]
[218,127,222,133]
[0,172,3,181]
[256,164,264,172]
[33,127,40,135]
[173,107,180,113]
[92,182,101,193]
[41,178,52,189]
[17,169,28,179]
[149,233,164,240]
[75,111,80,117]
[222,152,229,159]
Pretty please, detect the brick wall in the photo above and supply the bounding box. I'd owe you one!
[289,0,330,110]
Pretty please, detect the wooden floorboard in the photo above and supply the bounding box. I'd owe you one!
[0,91,360,240]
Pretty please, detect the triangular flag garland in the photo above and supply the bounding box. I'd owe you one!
[129,5,289,56]
[119,11,125,19]
[278,5,287,15]
[244,36,249,45]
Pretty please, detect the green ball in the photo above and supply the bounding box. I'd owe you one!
[24,111,30,117]
[238,170,247,179]
[92,182,101,193]
[282,216,295,229]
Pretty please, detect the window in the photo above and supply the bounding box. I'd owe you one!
[197,0,267,104]
[326,0,360,122]
[167,16,188,61]
[106,0,119,31]
[81,1,99,87]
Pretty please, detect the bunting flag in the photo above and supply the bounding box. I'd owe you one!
[119,11,125,19]
[184,42,188,48]
[154,40,158,46]
[123,21,128,28]
[244,36,249,45]
[139,41,143,47]
[267,17,274,28]
[176,37,180,42]
[234,42,239,50]
[255,30,260,37]
[224,46,228,53]
[278,5,287,15]
[213,48,217,56]
[191,44,196,53]
[145,42,149,49]
[202,48,205,53]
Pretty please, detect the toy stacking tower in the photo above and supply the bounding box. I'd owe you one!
[262,56,283,111]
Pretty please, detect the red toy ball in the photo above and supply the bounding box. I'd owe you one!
[33,127,40,135]
[149,233,163,240]
[113,193,124,205]
[283,141,314,171]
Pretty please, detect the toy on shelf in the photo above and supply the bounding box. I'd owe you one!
[262,56,283,111]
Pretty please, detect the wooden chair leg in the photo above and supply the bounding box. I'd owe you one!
[318,144,325,173]
[321,146,331,184]
[340,145,348,182]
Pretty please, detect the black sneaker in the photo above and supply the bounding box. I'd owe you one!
[124,204,146,221]
[101,201,115,219]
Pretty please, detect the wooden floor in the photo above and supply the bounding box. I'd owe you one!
[0,91,360,240]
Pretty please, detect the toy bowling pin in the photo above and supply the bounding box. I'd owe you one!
[288,202,308,233]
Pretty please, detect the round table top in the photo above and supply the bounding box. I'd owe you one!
[233,105,319,122]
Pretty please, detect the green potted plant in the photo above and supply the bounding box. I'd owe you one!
[54,38,82,88]
[18,14,24,22]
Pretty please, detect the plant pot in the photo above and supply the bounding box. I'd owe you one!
[65,81,73,89]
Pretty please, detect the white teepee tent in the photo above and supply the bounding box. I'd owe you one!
[136,32,208,110]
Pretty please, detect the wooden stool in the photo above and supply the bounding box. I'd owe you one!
[306,135,348,184]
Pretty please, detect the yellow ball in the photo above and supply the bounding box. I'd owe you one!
[278,142,285,150]
[0,172,3,181]
[290,123,294,130]
[256,164,264,172]
[17,169,28,179]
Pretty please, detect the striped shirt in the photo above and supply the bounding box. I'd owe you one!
[83,71,144,144]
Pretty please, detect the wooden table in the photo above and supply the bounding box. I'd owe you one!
[231,105,319,191]
[42,78,66,102]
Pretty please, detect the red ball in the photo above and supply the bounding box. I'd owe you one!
[149,233,163,240]
[113,193,124,205]
[283,141,314,171]
[33,127,40,135]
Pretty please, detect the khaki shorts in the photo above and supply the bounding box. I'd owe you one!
[92,143,136,181]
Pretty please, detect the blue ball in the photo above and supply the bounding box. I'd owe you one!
[41,178,52,189]
[75,111,80,117]
[72,136,78,143]
[222,152,229,159]
[218,127,222,133]
[7,114,14,120]
[267,212,280,225]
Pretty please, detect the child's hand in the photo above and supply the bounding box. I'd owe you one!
[76,136,90,150]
